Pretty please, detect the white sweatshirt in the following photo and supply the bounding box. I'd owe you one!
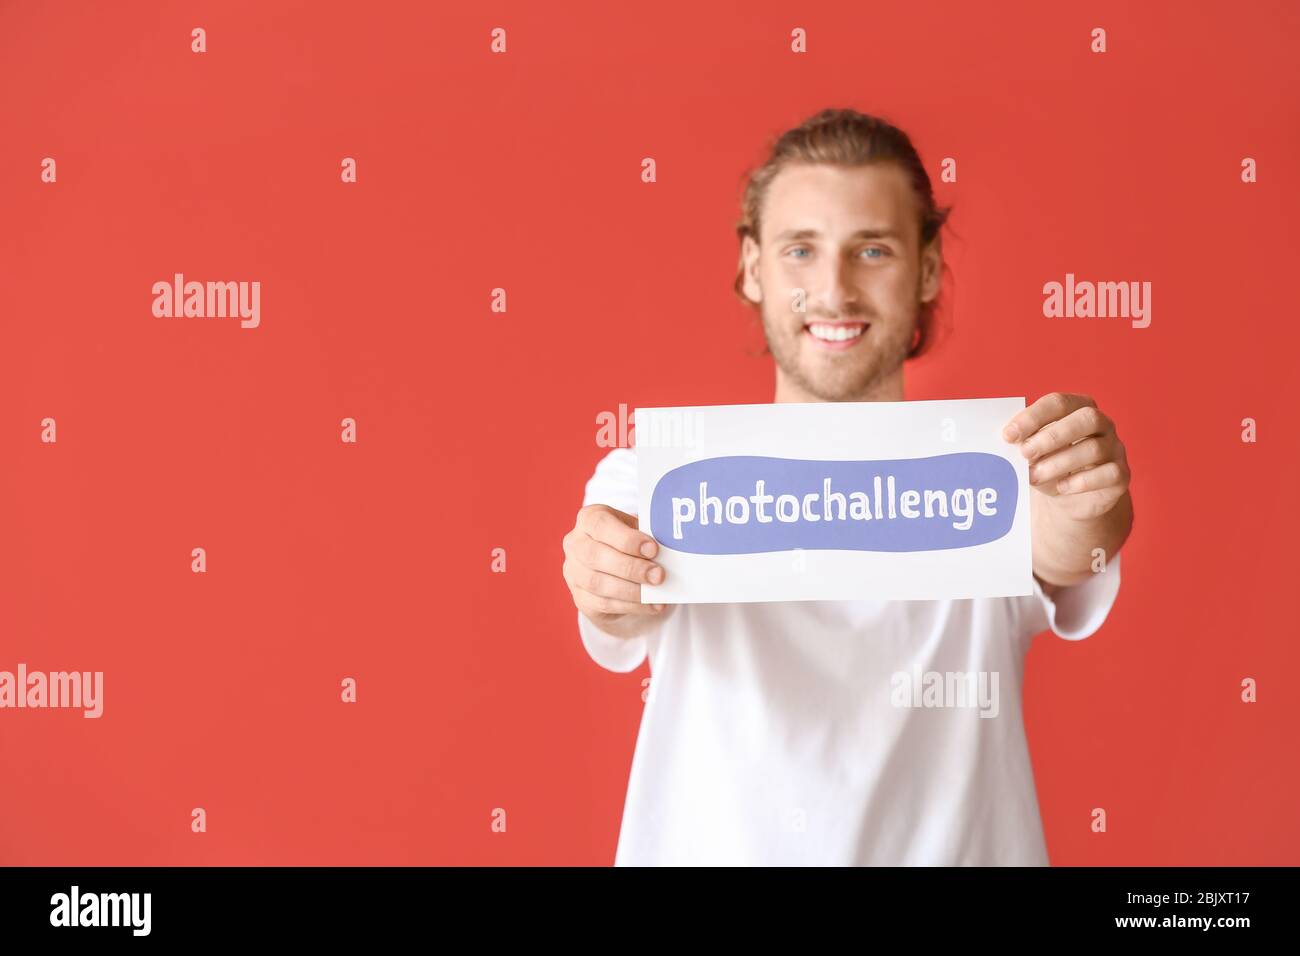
[577,446,1123,866]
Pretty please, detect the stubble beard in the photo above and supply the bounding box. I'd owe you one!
[761,304,916,402]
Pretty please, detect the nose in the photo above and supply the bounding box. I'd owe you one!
[813,255,859,316]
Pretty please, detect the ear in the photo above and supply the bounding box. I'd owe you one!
[740,234,763,304]
[919,236,943,305]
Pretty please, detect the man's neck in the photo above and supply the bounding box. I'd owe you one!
[773,365,905,403]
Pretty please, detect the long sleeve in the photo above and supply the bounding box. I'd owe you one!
[1019,551,1123,641]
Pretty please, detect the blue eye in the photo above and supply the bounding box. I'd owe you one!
[788,247,810,258]
[861,247,886,259]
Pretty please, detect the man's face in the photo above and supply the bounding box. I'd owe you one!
[740,162,942,401]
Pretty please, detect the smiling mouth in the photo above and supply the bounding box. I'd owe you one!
[804,321,869,349]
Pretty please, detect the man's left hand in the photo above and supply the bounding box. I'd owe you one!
[1002,392,1131,520]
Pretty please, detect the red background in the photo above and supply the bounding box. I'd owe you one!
[1,0,1297,865]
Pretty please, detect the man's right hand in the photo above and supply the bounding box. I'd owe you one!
[562,504,674,638]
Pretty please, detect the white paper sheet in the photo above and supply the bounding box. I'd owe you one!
[636,398,1033,604]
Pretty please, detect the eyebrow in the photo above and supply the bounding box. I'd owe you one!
[773,228,903,242]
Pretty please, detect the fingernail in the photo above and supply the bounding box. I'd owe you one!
[648,566,664,584]
[652,604,664,612]
[1057,478,1072,493]
[640,541,657,557]
[1003,424,1020,441]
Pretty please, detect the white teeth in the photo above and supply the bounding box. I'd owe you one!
[807,323,864,342]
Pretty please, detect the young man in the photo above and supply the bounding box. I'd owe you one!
[561,109,1134,866]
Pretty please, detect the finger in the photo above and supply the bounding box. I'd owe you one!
[1052,485,1127,521]
[1028,433,1114,485]
[565,561,644,603]
[1054,460,1128,495]
[1018,404,1111,462]
[577,535,665,584]
[581,506,659,558]
[574,586,665,616]
[1002,392,1095,444]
